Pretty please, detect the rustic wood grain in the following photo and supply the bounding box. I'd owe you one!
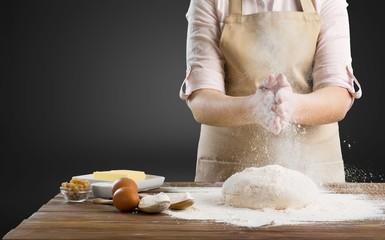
[3,182,385,240]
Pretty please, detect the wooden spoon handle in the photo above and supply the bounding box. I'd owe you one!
[169,199,195,210]
[92,198,113,205]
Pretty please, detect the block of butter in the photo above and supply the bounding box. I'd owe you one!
[92,170,146,182]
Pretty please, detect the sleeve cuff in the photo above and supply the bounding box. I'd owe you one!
[179,67,225,100]
[313,65,362,100]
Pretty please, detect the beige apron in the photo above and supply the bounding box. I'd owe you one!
[195,0,345,185]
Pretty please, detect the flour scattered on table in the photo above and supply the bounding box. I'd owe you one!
[163,187,385,228]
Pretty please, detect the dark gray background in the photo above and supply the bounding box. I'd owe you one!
[2,0,384,237]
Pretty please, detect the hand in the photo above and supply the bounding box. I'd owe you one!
[253,86,280,134]
[251,76,281,134]
[273,73,294,130]
[252,73,294,134]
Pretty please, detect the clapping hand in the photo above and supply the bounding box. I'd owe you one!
[254,73,293,134]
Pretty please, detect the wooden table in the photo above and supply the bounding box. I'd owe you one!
[3,182,385,239]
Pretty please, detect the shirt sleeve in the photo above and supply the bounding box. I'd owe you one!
[313,0,362,99]
[179,0,226,100]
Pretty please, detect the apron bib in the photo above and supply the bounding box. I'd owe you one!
[195,0,345,185]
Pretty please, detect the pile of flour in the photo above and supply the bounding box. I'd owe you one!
[163,186,385,228]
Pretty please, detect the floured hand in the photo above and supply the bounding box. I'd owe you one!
[251,79,281,134]
[252,73,294,134]
[274,73,294,129]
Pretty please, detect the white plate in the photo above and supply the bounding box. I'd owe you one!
[74,174,165,199]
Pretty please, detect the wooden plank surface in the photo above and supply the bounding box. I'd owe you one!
[3,182,385,240]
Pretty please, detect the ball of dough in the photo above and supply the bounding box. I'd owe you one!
[222,165,320,210]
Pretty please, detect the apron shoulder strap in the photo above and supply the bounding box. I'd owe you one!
[300,0,317,13]
[229,0,242,15]
[229,0,316,15]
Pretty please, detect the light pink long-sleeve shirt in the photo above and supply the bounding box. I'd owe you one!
[180,0,362,100]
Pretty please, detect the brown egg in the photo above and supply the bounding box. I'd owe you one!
[111,177,138,195]
[113,187,140,212]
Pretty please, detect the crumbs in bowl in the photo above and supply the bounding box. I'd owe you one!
[60,177,92,202]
